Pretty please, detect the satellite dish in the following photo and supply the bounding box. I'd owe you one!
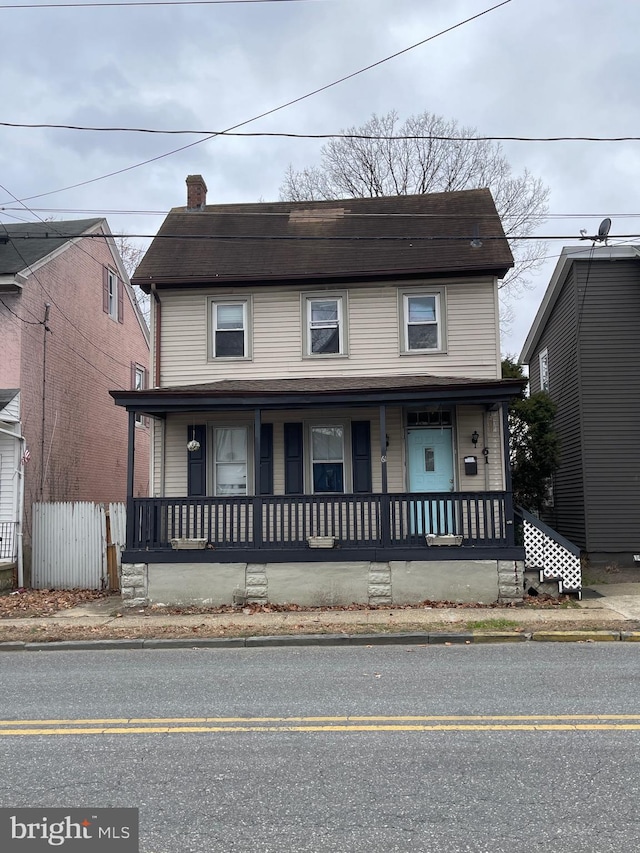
[598,218,611,240]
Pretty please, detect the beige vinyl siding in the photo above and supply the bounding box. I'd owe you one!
[455,406,505,491]
[151,417,165,497]
[159,278,500,386]
[158,406,508,497]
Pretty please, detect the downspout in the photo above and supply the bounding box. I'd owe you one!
[0,425,25,588]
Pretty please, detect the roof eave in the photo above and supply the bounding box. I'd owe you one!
[519,244,640,363]
[133,264,513,293]
[111,379,525,414]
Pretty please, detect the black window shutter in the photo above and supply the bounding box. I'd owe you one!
[351,420,372,493]
[284,422,304,494]
[259,423,273,495]
[187,425,207,497]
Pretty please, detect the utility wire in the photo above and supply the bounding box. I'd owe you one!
[0,0,322,7]
[4,232,638,242]
[0,183,145,373]
[0,296,44,325]
[0,307,128,389]
[2,0,511,207]
[3,122,638,142]
[3,207,634,220]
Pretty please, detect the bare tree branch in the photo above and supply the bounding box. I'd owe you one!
[280,110,550,315]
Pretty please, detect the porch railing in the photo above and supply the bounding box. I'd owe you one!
[0,521,17,561]
[128,491,514,550]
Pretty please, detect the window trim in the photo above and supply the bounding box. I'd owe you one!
[210,424,252,497]
[301,291,348,358]
[133,363,148,426]
[208,296,252,361]
[398,287,446,354]
[306,421,352,494]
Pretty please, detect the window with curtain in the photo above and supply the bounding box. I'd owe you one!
[214,427,248,495]
[305,295,345,355]
[311,425,344,493]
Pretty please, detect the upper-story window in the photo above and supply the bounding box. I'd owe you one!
[303,293,347,357]
[210,299,251,359]
[103,267,123,323]
[132,363,148,426]
[539,348,550,392]
[400,289,445,353]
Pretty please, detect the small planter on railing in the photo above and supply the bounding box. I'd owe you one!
[171,538,208,550]
[307,535,336,549]
[426,534,463,546]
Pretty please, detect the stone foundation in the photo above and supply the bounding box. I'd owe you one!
[497,560,525,603]
[120,559,526,607]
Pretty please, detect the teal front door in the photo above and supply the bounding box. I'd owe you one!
[407,428,455,534]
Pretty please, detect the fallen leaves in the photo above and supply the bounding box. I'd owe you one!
[0,588,109,618]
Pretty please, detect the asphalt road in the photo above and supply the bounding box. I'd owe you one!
[1,645,639,853]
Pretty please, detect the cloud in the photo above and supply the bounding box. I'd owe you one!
[1,0,638,356]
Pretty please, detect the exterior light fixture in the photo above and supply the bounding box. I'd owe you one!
[471,430,479,447]
[187,426,200,453]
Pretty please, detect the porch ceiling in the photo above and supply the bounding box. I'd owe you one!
[110,374,525,414]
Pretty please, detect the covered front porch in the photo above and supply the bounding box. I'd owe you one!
[112,375,525,571]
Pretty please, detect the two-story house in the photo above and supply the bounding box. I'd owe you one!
[0,218,150,587]
[520,244,640,570]
[111,176,526,607]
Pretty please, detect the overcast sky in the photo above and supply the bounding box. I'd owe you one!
[2,0,638,359]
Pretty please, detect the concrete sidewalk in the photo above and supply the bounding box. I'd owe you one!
[1,584,640,648]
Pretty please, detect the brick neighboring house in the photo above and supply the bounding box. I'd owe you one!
[0,219,150,584]
[111,176,529,608]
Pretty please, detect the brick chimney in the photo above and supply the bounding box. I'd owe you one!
[186,174,207,210]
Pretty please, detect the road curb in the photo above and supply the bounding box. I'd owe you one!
[0,629,637,651]
[531,630,620,642]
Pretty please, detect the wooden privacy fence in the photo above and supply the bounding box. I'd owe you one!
[32,501,126,590]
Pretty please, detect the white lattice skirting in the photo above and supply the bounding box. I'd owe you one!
[523,519,582,593]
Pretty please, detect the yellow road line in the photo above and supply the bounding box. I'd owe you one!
[2,724,640,736]
[1,718,640,736]
[3,713,640,726]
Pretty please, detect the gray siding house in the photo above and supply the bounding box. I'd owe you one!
[111,176,528,607]
[520,245,640,568]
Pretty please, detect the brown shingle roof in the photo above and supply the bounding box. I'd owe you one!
[114,374,525,400]
[132,189,513,289]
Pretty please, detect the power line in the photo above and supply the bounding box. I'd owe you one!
[3,121,638,143]
[0,185,145,373]
[2,207,638,220]
[0,306,128,389]
[0,0,322,6]
[2,0,511,207]
[0,296,44,325]
[5,231,638,242]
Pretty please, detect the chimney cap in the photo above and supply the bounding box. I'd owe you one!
[186,174,207,187]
